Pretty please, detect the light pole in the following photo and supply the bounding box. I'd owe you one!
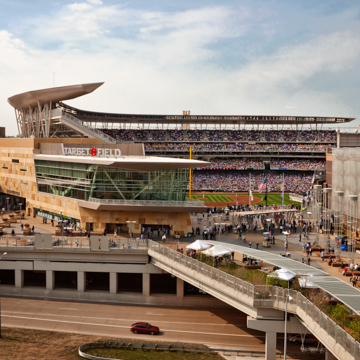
[284,293,294,360]
[0,251,7,339]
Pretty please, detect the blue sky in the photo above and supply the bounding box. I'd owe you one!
[1,0,360,135]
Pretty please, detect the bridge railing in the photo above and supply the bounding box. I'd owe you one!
[149,240,359,360]
[153,243,256,298]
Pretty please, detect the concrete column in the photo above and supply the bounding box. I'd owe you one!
[176,277,184,298]
[78,271,86,292]
[143,273,150,296]
[110,272,118,294]
[15,269,24,288]
[325,351,337,360]
[46,270,55,291]
[265,332,277,360]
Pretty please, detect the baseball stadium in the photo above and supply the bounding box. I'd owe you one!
[3,82,360,360]
[1,81,356,234]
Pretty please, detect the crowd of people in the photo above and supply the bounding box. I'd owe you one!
[96,128,331,196]
[196,160,264,170]
[100,128,337,143]
[190,171,312,193]
[271,159,325,170]
[195,159,325,170]
[144,142,329,153]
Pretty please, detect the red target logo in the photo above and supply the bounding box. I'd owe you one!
[90,147,97,156]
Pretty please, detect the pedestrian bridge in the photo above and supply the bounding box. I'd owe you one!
[148,241,359,360]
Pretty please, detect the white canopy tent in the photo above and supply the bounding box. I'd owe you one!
[202,245,232,257]
[268,268,296,281]
[186,240,211,250]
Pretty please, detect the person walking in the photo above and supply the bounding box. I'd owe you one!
[255,242,259,249]
[249,241,252,248]
[351,274,357,287]
[321,250,325,262]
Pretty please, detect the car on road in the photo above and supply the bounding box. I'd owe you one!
[131,322,160,335]
[288,334,318,345]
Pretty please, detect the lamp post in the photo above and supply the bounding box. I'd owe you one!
[0,251,7,339]
[284,293,294,360]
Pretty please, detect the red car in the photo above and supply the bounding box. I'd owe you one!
[130,322,159,335]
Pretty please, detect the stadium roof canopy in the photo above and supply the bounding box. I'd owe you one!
[62,101,355,125]
[8,83,103,110]
[205,240,329,277]
[33,154,209,172]
[8,82,355,125]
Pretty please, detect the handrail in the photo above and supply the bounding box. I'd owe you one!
[52,108,116,144]
[87,197,204,207]
[62,112,117,143]
[148,240,359,360]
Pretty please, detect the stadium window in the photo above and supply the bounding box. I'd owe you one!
[20,169,27,172]
[2,166,8,169]
[12,159,19,163]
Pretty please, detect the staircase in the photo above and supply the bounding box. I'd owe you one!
[51,109,116,144]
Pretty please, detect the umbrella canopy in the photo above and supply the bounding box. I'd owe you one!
[202,245,232,257]
[268,268,296,281]
[186,240,211,250]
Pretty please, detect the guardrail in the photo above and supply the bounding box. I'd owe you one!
[53,109,116,144]
[0,236,149,250]
[88,197,205,207]
[148,240,359,360]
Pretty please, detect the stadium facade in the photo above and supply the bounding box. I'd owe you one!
[3,83,215,235]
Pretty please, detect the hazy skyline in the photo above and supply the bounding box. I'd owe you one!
[1,0,360,135]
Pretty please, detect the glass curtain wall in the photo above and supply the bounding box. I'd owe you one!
[35,160,189,202]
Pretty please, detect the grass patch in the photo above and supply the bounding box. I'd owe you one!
[188,192,300,206]
[191,194,232,203]
[0,328,222,360]
[252,193,300,206]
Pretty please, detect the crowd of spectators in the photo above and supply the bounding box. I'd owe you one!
[144,142,329,153]
[100,129,336,143]
[271,159,325,170]
[196,160,264,170]
[190,171,312,193]
[196,159,325,170]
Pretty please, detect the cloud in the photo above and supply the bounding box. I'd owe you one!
[0,1,360,136]
[88,0,103,4]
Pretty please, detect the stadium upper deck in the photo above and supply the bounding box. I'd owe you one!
[60,101,354,126]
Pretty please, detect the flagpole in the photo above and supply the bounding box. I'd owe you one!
[249,173,251,207]
[265,175,268,207]
[282,173,284,208]
[189,146,192,199]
